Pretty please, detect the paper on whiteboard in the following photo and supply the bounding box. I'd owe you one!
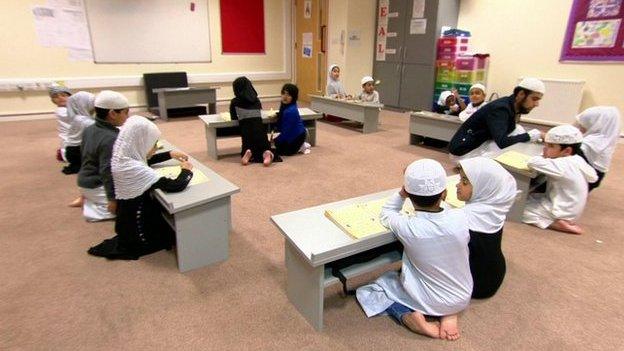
[412,0,425,18]
[302,32,313,58]
[32,6,60,47]
[410,18,427,34]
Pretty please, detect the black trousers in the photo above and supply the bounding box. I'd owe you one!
[62,146,81,174]
[588,170,605,192]
[469,229,506,299]
[275,132,307,156]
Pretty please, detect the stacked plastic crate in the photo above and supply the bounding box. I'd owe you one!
[433,32,489,109]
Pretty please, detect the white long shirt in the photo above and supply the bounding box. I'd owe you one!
[356,193,472,317]
[458,101,486,122]
[524,155,598,223]
[56,107,70,147]
[357,90,380,103]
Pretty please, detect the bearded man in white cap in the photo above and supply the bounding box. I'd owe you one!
[448,77,546,161]
[356,159,472,341]
[77,90,130,221]
[522,125,598,235]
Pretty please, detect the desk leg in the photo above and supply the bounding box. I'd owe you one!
[362,110,379,134]
[307,121,317,147]
[507,174,530,223]
[285,241,325,331]
[208,103,217,114]
[204,126,218,160]
[174,196,231,272]
[410,133,423,145]
[157,93,169,122]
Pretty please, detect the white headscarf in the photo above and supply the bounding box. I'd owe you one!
[437,90,453,106]
[111,116,162,200]
[326,64,346,96]
[459,157,517,233]
[576,106,621,172]
[66,91,95,121]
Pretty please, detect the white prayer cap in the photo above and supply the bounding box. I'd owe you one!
[94,90,129,110]
[404,159,447,196]
[469,83,486,94]
[518,78,546,94]
[48,84,71,97]
[361,76,375,85]
[545,124,583,144]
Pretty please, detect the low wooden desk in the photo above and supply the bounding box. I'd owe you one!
[309,95,383,134]
[409,110,462,144]
[152,140,240,272]
[198,108,322,160]
[153,87,217,121]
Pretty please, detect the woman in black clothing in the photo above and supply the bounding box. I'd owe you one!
[88,116,193,260]
[456,157,518,298]
[230,76,280,166]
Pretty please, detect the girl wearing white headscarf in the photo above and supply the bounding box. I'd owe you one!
[575,106,621,191]
[326,64,347,98]
[48,85,72,162]
[62,91,95,174]
[457,157,517,298]
[435,89,466,116]
[88,116,193,260]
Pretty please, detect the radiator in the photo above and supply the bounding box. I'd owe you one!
[516,78,584,127]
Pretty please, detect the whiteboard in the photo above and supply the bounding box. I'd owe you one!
[517,78,584,126]
[84,0,211,63]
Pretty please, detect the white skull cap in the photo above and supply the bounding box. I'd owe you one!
[95,90,129,110]
[404,159,447,196]
[545,124,583,144]
[518,77,546,94]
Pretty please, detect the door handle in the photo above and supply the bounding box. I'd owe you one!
[320,25,327,53]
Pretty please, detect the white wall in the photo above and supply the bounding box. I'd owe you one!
[0,0,291,116]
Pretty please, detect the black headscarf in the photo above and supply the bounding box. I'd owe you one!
[278,83,299,117]
[232,76,261,109]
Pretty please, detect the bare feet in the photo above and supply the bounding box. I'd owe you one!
[68,196,84,208]
[262,150,273,167]
[439,314,460,341]
[241,149,252,166]
[550,219,583,235]
[401,311,440,339]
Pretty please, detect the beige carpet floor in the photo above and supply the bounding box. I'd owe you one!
[1,106,623,350]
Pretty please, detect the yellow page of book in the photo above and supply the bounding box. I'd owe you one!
[444,175,465,208]
[220,112,231,121]
[325,196,414,240]
[495,150,532,171]
[155,166,209,186]
[156,140,164,149]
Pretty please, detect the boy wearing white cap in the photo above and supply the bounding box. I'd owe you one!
[522,125,598,234]
[77,90,130,221]
[48,85,72,162]
[356,159,472,341]
[356,76,380,103]
[449,78,545,161]
[458,83,486,122]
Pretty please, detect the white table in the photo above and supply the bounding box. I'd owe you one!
[198,108,322,160]
[152,140,240,272]
[153,87,217,121]
[409,111,462,144]
[309,95,383,134]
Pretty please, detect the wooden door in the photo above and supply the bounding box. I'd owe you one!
[294,0,328,103]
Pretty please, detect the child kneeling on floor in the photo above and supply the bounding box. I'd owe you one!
[522,125,598,235]
[356,159,472,341]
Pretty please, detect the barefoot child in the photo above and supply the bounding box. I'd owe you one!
[88,116,193,260]
[457,157,517,298]
[63,91,95,175]
[356,76,380,103]
[273,84,307,156]
[458,83,486,122]
[522,125,598,235]
[48,85,72,162]
[230,77,278,166]
[357,159,472,341]
[574,106,621,191]
[77,91,130,222]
